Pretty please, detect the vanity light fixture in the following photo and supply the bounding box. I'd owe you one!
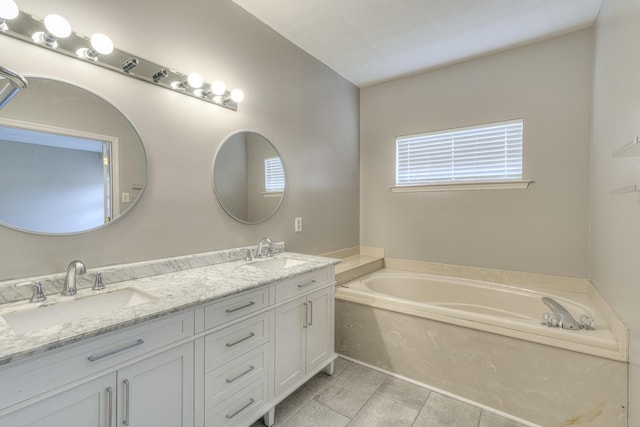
[0,0,18,31]
[121,57,139,73]
[194,80,226,98]
[210,80,226,96]
[172,72,204,90]
[32,14,71,48]
[0,8,244,111]
[76,33,113,61]
[216,88,245,105]
[152,69,169,82]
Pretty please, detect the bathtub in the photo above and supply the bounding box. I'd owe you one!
[335,269,628,426]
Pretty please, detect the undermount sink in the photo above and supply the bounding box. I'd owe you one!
[249,257,306,271]
[0,288,156,335]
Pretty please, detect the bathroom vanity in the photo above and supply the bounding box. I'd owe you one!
[0,249,338,427]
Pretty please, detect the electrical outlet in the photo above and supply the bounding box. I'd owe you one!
[294,217,302,232]
[122,192,130,203]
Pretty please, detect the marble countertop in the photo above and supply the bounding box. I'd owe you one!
[0,251,339,366]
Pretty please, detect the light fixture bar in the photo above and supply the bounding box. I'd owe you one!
[0,10,241,111]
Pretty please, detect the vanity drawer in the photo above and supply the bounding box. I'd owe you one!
[206,377,269,427]
[205,343,269,406]
[0,310,195,409]
[275,267,333,303]
[204,286,270,331]
[204,311,270,371]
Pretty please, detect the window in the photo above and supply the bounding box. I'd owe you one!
[395,119,524,189]
[264,156,285,192]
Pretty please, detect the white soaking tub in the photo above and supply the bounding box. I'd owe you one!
[335,269,628,426]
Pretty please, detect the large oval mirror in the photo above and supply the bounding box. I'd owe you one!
[213,131,285,224]
[0,77,147,235]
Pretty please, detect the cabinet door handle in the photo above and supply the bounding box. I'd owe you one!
[123,379,130,426]
[106,386,113,427]
[297,280,317,288]
[226,332,255,347]
[87,339,144,362]
[225,301,255,313]
[303,303,308,329]
[308,300,313,326]
[226,398,255,419]
[226,365,255,383]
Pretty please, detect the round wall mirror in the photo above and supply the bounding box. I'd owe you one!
[0,76,147,235]
[213,131,285,224]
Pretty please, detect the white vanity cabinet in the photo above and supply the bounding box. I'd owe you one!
[0,260,337,427]
[0,373,115,427]
[115,342,194,427]
[199,287,273,427]
[274,269,335,399]
[0,342,194,427]
[0,310,195,427]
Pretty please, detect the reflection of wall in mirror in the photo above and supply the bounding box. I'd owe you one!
[246,133,280,223]
[0,140,104,233]
[2,79,145,218]
[216,133,248,220]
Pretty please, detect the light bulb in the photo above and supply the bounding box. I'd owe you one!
[33,14,71,47]
[230,89,244,103]
[0,0,19,20]
[90,33,113,55]
[187,72,203,89]
[210,81,226,96]
[44,14,71,39]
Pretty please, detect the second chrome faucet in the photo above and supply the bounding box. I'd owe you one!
[62,260,86,296]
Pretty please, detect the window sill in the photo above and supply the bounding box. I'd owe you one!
[390,180,533,193]
[262,191,283,198]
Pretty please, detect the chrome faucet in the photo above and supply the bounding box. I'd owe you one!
[62,260,86,296]
[541,297,580,330]
[255,237,273,258]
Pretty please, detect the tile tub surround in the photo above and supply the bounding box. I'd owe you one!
[0,248,339,365]
[335,299,628,426]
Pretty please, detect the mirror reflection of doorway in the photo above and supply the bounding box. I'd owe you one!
[0,121,119,234]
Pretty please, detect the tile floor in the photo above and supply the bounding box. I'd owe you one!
[250,357,528,427]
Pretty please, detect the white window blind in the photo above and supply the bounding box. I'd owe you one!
[396,119,523,186]
[264,156,285,192]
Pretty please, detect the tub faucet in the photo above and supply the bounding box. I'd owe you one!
[541,297,580,330]
[256,237,273,258]
[62,260,86,296]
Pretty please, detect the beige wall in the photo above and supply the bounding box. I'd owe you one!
[591,0,640,423]
[360,30,593,278]
[0,0,360,280]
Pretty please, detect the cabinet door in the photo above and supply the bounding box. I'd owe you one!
[0,373,116,427]
[274,297,306,397]
[116,342,194,427]
[306,286,333,373]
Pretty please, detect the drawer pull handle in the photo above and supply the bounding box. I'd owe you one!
[226,332,255,347]
[303,303,308,329]
[226,365,255,383]
[297,280,317,288]
[88,339,144,362]
[106,386,113,427]
[123,379,131,426]
[226,301,256,313]
[226,398,255,419]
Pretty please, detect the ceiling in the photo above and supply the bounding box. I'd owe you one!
[232,0,603,87]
